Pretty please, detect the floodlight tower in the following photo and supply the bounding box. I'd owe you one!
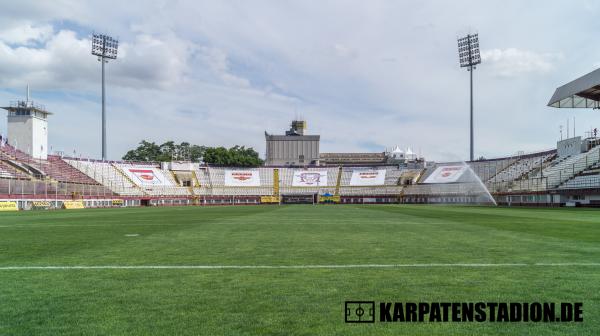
[457,33,481,161]
[91,33,119,160]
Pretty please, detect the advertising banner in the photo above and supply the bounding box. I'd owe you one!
[63,201,85,209]
[32,201,51,210]
[224,170,261,187]
[423,165,467,184]
[349,170,387,186]
[122,167,174,186]
[0,201,18,211]
[292,170,328,187]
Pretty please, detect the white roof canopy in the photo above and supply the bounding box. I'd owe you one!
[548,68,600,109]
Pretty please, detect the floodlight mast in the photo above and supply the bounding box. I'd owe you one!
[457,33,481,161]
[91,33,118,161]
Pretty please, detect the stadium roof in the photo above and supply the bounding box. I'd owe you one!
[548,68,600,108]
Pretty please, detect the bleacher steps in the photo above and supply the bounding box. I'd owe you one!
[334,166,342,196]
[110,163,148,196]
[191,170,201,187]
[169,170,180,185]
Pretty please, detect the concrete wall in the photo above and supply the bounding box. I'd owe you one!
[8,114,48,159]
[265,135,320,165]
[557,136,582,158]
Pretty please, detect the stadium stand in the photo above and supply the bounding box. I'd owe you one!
[3,136,600,208]
[469,157,517,182]
[336,166,405,196]
[490,152,554,183]
[192,167,269,196]
[560,174,600,189]
[113,162,190,196]
[1,144,102,184]
[517,145,600,190]
[64,159,145,196]
[0,159,30,179]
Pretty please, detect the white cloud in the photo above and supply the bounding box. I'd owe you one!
[333,43,358,59]
[0,23,54,45]
[1,1,598,161]
[113,34,192,89]
[198,46,251,88]
[0,30,195,91]
[481,48,563,77]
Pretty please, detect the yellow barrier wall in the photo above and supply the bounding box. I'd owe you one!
[63,201,85,209]
[260,196,280,204]
[319,195,341,203]
[0,201,19,211]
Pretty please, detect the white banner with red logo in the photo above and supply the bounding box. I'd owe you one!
[292,170,328,187]
[224,170,261,187]
[349,169,386,186]
[123,167,174,186]
[423,165,467,184]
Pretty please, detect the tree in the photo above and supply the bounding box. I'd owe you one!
[122,140,162,162]
[188,144,206,162]
[122,140,263,166]
[201,146,263,166]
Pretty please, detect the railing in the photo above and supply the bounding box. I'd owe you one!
[547,146,600,188]
[486,146,600,192]
[8,100,46,111]
[0,178,114,198]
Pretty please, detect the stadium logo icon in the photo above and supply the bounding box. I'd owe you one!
[345,301,375,323]
[127,169,166,185]
[359,172,378,179]
[441,167,461,177]
[232,173,252,181]
[130,169,157,181]
[299,172,322,185]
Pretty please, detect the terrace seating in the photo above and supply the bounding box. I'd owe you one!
[278,167,338,195]
[540,146,600,188]
[198,167,274,196]
[510,146,600,191]
[336,166,405,196]
[6,160,418,198]
[0,144,102,184]
[491,154,553,183]
[560,174,600,189]
[469,158,517,182]
[0,160,30,179]
[65,159,145,196]
[113,163,190,196]
[189,166,406,197]
[46,155,100,184]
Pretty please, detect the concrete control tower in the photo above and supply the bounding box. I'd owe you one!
[2,88,51,159]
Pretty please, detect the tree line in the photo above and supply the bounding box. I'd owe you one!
[122,140,263,166]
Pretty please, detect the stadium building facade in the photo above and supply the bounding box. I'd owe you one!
[264,120,320,166]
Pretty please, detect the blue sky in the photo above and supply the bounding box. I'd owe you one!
[0,0,599,161]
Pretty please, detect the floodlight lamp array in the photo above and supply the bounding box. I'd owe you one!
[458,34,481,68]
[91,33,119,59]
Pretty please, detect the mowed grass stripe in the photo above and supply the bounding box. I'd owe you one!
[3,262,600,270]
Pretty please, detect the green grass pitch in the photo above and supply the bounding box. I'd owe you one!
[1,205,599,335]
